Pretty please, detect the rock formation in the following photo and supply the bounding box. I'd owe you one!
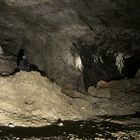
[0,71,139,127]
[0,0,139,128]
[0,0,140,91]
[72,29,140,90]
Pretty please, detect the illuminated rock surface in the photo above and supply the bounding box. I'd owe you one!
[0,71,139,127]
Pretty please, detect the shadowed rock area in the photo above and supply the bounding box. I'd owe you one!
[72,29,140,90]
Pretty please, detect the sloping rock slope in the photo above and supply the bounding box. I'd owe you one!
[0,71,139,127]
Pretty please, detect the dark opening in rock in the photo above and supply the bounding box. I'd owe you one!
[72,29,140,91]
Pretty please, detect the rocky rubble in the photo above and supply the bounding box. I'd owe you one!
[0,71,139,127]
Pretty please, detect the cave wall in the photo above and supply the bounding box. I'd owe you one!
[0,0,140,91]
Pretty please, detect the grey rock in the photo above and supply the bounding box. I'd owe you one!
[0,55,16,75]
[136,69,140,78]
[0,45,4,55]
[0,0,140,91]
[88,86,111,99]
[0,0,139,127]
[0,71,139,127]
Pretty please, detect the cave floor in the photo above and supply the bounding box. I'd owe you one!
[0,115,140,140]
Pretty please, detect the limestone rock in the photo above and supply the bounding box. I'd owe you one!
[0,55,16,76]
[0,45,4,55]
[0,0,139,127]
[5,0,50,6]
[0,71,139,127]
[88,86,111,99]
[0,0,140,91]
[136,69,140,78]
[0,71,88,127]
